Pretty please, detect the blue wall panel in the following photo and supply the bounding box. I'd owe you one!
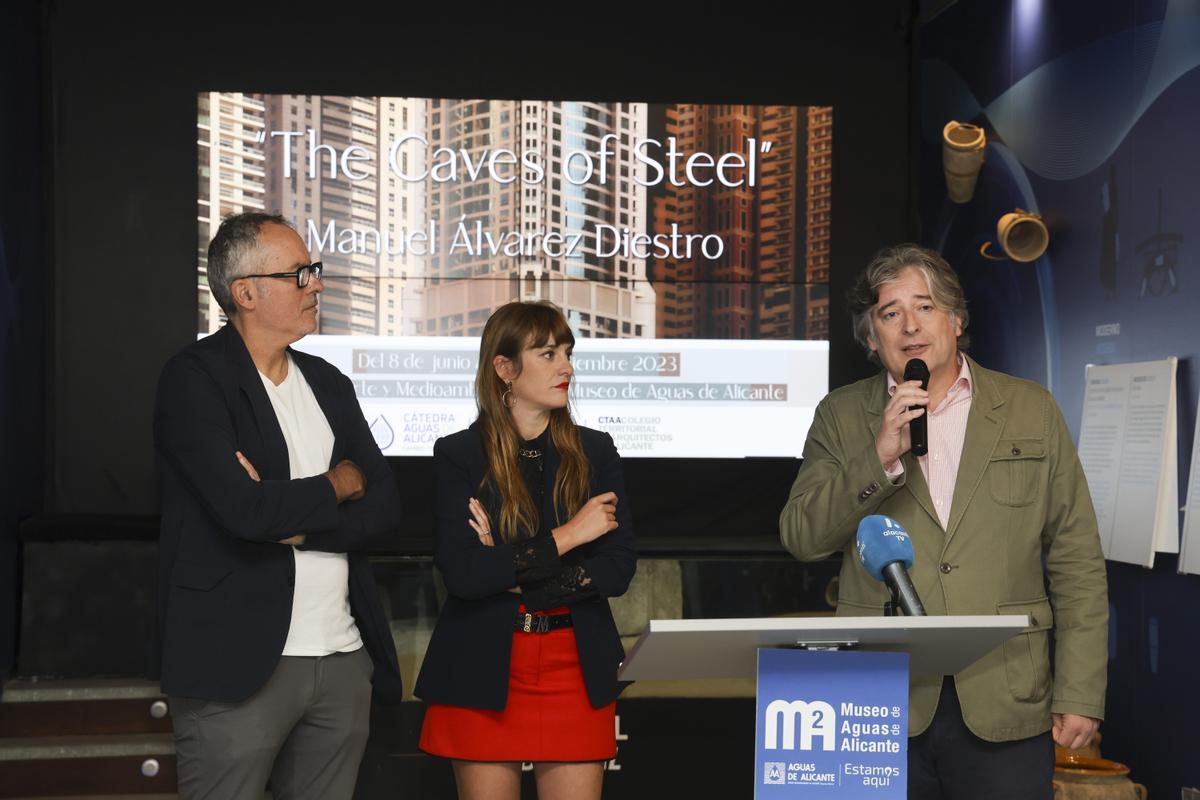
[920,1,1200,795]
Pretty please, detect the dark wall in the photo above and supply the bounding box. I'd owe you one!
[919,1,1200,795]
[46,1,918,532]
[1,1,47,676]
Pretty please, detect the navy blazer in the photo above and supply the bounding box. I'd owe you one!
[414,423,636,709]
[154,324,403,703]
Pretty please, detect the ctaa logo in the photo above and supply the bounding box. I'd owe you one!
[763,699,836,751]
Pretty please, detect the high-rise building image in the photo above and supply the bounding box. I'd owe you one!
[419,100,656,339]
[650,104,832,340]
[805,105,833,339]
[199,96,828,342]
[197,92,268,332]
[263,95,427,337]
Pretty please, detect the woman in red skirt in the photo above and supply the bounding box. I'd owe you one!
[415,301,637,800]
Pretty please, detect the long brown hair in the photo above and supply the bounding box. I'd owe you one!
[475,301,590,543]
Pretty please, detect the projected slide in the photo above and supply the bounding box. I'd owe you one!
[197,95,832,457]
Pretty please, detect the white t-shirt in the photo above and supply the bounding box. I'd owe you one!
[259,352,363,656]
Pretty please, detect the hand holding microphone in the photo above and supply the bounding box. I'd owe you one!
[903,359,930,457]
[856,514,926,616]
[874,358,929,468]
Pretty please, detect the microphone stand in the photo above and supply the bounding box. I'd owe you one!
[884,584,900,617]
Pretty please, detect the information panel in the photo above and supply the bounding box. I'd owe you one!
[197,94,834,458]
[293,336,828,458]
[1077,357,1178,567]
[755,649,907,799]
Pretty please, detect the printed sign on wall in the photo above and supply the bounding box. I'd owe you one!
[755,649,908,798]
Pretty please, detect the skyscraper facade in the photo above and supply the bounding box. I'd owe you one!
[197,92,267,332]
[199,98,834,341]
[805,105,833,340]
[262,95,426,336]
[650,104,832,340]
[420,100,655,339]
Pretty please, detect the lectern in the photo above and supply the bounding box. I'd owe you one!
[618,616,1029,798]
[618,614,1029,681]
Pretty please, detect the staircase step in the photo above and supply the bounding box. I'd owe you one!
[0,735,175,798]
[0,682,181,797]
[0,700,172,738]
[7,796,176,800]
[3,679,163,702]
[1,680,171,738]
[0,733,174,760]
[0,755,176,797]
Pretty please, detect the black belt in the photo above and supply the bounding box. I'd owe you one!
[514,611,573,634]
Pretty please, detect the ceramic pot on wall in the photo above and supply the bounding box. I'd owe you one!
[942,121,986,203]
[980,209,1049,262]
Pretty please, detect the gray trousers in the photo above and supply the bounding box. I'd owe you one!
[170,648,374,800]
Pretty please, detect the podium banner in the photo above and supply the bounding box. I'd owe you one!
[754,649,908,798]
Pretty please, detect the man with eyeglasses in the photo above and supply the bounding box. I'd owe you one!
[154,212,402,800]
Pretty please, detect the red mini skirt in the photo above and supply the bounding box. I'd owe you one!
[419,609,616,762]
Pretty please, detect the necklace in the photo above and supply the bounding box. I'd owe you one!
[518,447,543,459]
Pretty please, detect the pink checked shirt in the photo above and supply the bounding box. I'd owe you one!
[884,356,973,529]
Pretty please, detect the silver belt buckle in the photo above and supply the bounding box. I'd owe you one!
[523,613,533,633]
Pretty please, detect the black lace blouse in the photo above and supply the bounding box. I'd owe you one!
[509,429,599,611]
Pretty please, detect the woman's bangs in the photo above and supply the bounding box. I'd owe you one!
[524,305,574,349]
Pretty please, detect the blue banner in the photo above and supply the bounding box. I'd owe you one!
[754,649,908,798]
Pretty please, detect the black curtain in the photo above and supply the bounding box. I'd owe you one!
[0,0,47,678]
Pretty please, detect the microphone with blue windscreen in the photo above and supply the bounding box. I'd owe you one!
[856,515,927,616]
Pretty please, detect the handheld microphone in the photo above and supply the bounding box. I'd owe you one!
[856,515,927,616]
[903,358,930,457]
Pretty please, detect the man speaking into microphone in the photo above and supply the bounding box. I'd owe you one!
[779,244,1107,800]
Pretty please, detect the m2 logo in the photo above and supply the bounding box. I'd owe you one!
[763,699,836,751]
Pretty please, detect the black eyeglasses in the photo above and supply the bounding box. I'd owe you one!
[242,262,323,288]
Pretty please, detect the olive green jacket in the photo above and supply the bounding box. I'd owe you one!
[779,356,1107,742]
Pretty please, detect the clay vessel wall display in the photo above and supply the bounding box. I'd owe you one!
[942,121,987,203]
[980,209,1050,262]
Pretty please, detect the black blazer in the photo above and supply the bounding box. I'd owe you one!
[414,423,636,709]
[153,324,403,703]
